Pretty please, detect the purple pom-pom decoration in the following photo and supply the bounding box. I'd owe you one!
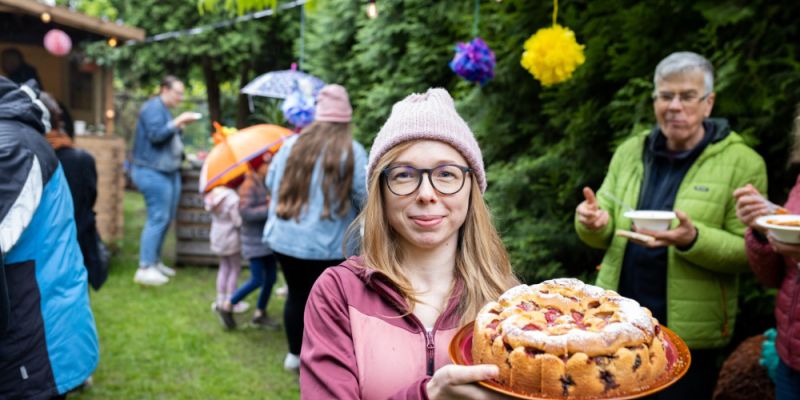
[281,88,315,128]
[449,37,496,85]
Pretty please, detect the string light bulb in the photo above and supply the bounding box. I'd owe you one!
[41,12,51,23]
[107,37,118,47]
[366,0,378,19]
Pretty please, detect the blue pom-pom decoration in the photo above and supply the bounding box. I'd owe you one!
[449,37,496,85]
[281,87,315,128]
[759,328,779,383]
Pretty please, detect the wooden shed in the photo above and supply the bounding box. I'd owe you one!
[0,0,144,243]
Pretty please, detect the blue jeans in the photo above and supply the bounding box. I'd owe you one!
[776,358,800,400]
[131,165,180,267]
[230,254,277,311]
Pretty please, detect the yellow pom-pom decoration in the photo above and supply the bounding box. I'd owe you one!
[520,24,585,86]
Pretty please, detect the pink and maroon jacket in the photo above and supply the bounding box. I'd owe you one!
[744,175,800,371]
[300,256,465,399]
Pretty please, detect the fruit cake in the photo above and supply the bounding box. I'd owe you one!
[472,278,670,397]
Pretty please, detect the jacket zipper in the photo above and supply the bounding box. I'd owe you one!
[425,330,436,376]
[719,281,729,337]
[369,276,439,376]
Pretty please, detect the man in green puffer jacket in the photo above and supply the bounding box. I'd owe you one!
[574,52,766,400]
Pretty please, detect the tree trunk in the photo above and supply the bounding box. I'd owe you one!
[201,55,221,133]
[236,62,252,129]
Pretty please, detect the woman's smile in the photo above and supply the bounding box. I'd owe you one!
[409,214,444,228]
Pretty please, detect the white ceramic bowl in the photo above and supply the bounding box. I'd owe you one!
[756,215,800,244]
[623,210,677,232]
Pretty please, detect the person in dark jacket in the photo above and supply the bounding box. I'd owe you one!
[0,77,98,399]
[39,92,108,291]
[1,48,43,89]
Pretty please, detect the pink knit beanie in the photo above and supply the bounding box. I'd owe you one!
[367,88,486,193]
[314,84,352,123]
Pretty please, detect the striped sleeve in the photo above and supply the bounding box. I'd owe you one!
[0,140,41,253]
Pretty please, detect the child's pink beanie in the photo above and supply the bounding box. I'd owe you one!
[314,84,352,123]
[366,88,486,193]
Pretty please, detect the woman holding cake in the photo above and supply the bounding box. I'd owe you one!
[299,88,519,399]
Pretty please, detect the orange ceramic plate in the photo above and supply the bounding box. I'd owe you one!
[449,322,691,400]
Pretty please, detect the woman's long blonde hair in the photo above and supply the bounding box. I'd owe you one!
[354,140,519,325]
[276,121,354,220]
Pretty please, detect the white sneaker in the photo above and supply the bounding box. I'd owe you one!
[155,262,176,277]
[283,352,300,372]
[276,285,288,298]
[212,301,249,313]
[134,267,169,286]
[232,301,250,314]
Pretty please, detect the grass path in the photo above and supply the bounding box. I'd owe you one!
[72,191,299,399]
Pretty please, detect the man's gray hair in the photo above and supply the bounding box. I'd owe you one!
[653,52,714,94]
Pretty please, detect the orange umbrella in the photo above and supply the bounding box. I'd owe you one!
[199,124,294,193]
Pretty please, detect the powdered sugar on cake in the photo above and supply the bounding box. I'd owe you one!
[480,278,659,356]
[472,278,670,397]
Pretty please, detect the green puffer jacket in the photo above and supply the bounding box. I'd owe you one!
[575,121,767,349]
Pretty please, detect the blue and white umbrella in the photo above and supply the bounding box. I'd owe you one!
[240,69,325,99]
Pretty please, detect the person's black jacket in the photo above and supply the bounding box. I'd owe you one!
[55,146,107,290]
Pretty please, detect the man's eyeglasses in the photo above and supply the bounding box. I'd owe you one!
[653,91,710,107]
[382,165,472,196]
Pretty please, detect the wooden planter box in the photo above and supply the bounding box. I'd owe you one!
[176,166,218,266]
[74,135,125,243]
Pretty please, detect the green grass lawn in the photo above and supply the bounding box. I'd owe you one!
[72,191,299,400]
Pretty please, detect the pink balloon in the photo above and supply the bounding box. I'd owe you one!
[43,29,72,56]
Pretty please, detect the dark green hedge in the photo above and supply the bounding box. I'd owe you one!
[304,0,800,341]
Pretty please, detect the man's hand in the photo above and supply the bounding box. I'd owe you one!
[576,187,609,231]
[733,184,770,232]
[174,112,200,129]
[633,210,697,248]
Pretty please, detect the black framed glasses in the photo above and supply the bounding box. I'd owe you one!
[382,164,472,196]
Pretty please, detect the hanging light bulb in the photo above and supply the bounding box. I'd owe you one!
[366,0,378,19]
[41,12,51,23]
[107,37,118,47]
